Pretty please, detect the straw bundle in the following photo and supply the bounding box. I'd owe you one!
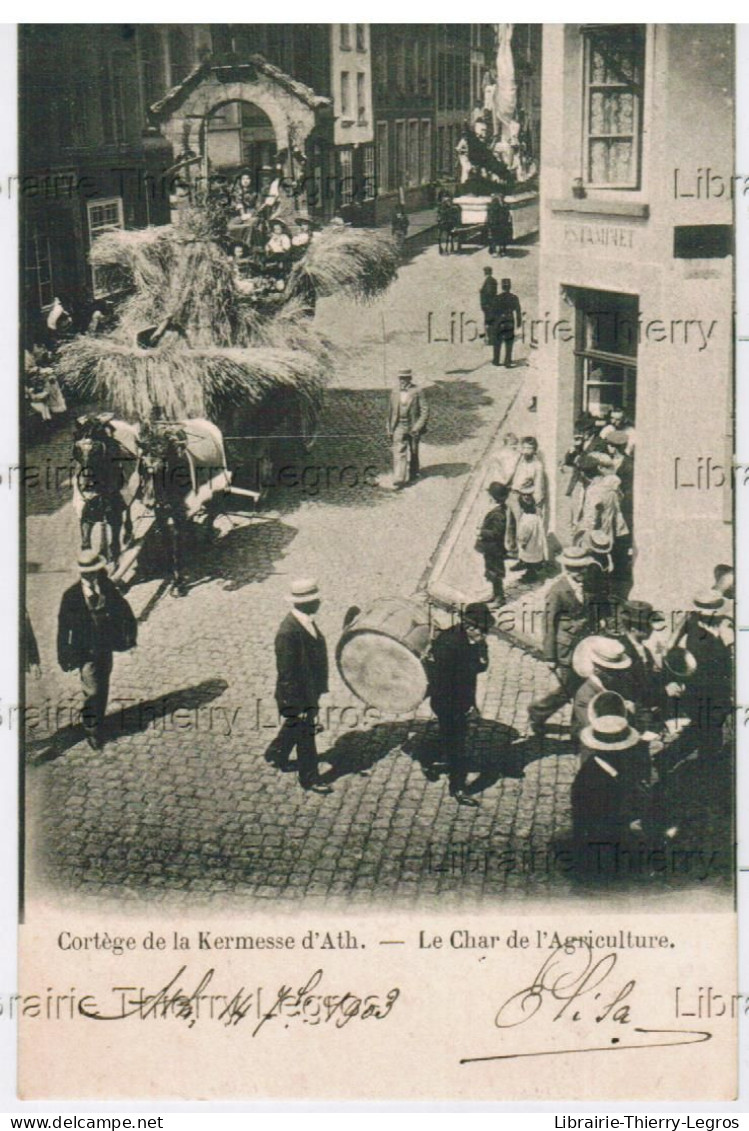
[287,226,400,302]
[65,207,398,432]
[56,335,325,424]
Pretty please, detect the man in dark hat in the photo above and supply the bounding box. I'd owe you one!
[486,278,522,367]
[479,267,498,336]
[475,481,509,605]
[424,603,493,806]
[387,368,429,488]
[57,550,138,750]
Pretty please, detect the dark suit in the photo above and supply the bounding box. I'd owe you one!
[475,503,508,601]
[486,200,512,254]
[426,625,488,794]
[479,275,498,324]
[571,678,602,748]
[270,611,329,787]
[57,578,137,737]
[388,385,429,485]
[486,290,522,366]
[682,622,732,758]
[528,575,589,730]
[571,741,650,874]
[619,634,661,732]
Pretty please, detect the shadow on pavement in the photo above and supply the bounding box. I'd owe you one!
[29,677,229,767]
[191,517,298,593]
[258,381,492,515]
[23,416,76,517]
[321,716,524,788]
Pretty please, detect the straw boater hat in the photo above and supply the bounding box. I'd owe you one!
[559,546,594,571]
[692,590,725,616]
[288,577,320,605]
[588,529,613,554]
[397,368,414,382]
[580,712,642,753]
[78,549,107,575]
[572,635,632,679]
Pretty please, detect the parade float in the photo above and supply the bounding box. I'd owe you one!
[53,182,399,592]
[55,198,399,498]
[451,24,539,248]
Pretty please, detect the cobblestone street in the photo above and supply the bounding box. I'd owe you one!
[24,238,731,911]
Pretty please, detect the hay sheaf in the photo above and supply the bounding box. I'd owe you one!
[56,336,326,423]
[90,224,243,345]
[288,226,400,302]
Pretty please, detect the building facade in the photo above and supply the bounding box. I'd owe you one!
[370,25,437,221]
[20,24,197,344]
[434,24,472,184]
[535,24,733,609]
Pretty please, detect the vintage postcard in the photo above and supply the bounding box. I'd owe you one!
[15,22,738,1100]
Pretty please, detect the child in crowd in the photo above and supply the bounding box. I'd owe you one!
[515,492,547,581]
[475,481,509,605]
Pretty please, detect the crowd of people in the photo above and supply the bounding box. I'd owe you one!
[222,168,318,303]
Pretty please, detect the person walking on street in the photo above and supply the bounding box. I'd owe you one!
[486,277,522,367]
[57,549,138,750]
[425,602,494,807]
[527,547,594,736]
[480,267,498,337]
[486,193,512,256]
[387,368,429,489]
[265,578,333,795]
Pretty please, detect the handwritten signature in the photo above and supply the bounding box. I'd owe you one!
[78,966,400,1033]
[461,947,710,1064]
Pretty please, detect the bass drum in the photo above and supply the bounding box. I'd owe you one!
[336,597,431,713]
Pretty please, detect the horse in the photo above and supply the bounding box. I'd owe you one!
[72,414,138,562]
[136,418,232,597]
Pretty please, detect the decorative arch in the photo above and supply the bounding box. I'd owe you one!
[150,57,331,187]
